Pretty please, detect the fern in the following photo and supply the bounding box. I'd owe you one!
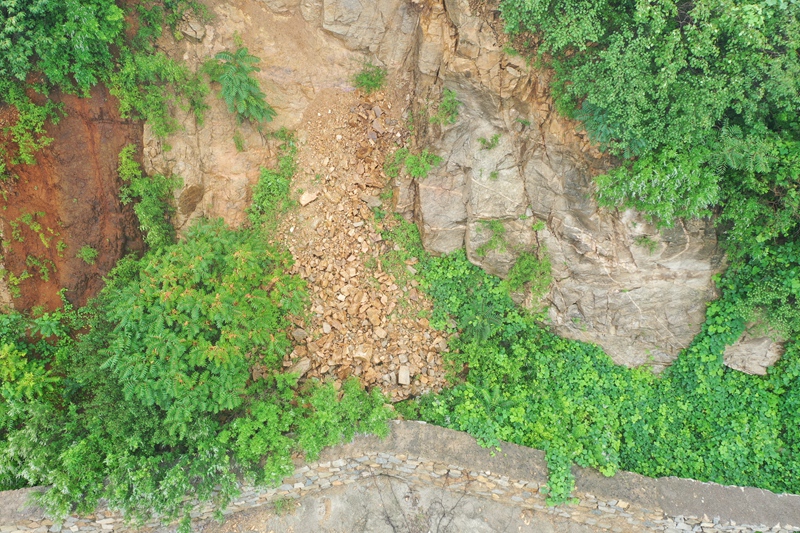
[209,47,276,124]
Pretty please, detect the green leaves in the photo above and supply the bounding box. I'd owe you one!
[247,130,297,225]
[110,50,209,138]
[500,0,800,270]
[0,0,124,93]
[208,47,276,124]
[408,242,800,504]
[0,209,391,525]
[118,145,181,250]
[383,147,442,179]
[352,61,387,94]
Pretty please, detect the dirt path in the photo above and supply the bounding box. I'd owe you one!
[276,86,448,401]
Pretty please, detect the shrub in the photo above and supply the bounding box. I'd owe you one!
[110,50,209,138]
[502,250,551,300]
[475,220,507,258]
[118,145,181,250]
[0,219,391,527]
[206,47,277,124]
[478,134,501,150]
[247,130,297,225]
[380,222,800,505]
[0,0,124,93]
[383,148,442,179]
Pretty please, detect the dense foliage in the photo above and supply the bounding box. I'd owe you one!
[388,221,800,503]
[0,145,390,528]
[0,0,124,92]
[247,129,297,225]
[500,0,800,263]
[118,144,181,249]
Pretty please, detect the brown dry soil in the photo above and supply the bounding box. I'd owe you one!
[276,86,448,401]
[0,84,144,312]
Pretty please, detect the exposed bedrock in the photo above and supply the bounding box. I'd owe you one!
[144,0,775,372]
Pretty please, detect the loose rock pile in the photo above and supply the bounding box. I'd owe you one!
[278,88,448,401]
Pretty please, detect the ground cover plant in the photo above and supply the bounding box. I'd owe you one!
[352,61,387,94]
[433,0,800,502]
[383,147,443,179]
[429,88,461,126]
[385,220,800,504]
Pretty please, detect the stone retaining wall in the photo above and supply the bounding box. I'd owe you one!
[2,422,799,533]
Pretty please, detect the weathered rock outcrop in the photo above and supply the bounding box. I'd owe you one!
[147,0,765,372]
[403,0,726,369]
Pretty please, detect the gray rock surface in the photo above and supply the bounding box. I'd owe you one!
[144,0,775,371]
[723,324,785,375]
[403,1,728,369]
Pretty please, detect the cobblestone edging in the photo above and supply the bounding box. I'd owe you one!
[2,421,799,533]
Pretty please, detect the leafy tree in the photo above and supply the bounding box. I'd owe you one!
[500,0,800,335]
[0,220,390,527]
[0,0,125,93]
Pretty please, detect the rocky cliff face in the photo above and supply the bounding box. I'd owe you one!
[144,0,776,372]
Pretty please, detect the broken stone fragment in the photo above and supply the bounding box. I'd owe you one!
[366,308,381,326]
[299,190,319,206]
[287,357,311,378]
[178,18,206,41]
[360,193,382,208]
[398,365,411,385]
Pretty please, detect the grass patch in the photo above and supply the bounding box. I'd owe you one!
[353,62,386,94]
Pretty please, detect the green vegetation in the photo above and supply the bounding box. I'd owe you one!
[25,255,55,282]
[0,0,211,171]
[0,138,390,529]
[118,145,181,250]
[502,250,551,301]
[383,148,443,179]
[247,129,297,226]
[498,0,800,264]
[475,220,507,258]
[634,235,659,255]
[478,134,501,150]
[433,2,800,502]
[0,81,63,176]
[110,50,209,138]
[205,47,276,124]
[352,62,387,94]
[0,10,395,527]
[233,129,246,152]
[387,221,800,506]
[429,88,461,125]
[76,246,99,266]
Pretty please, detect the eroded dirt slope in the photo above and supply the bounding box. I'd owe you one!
[0,84,144,312]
